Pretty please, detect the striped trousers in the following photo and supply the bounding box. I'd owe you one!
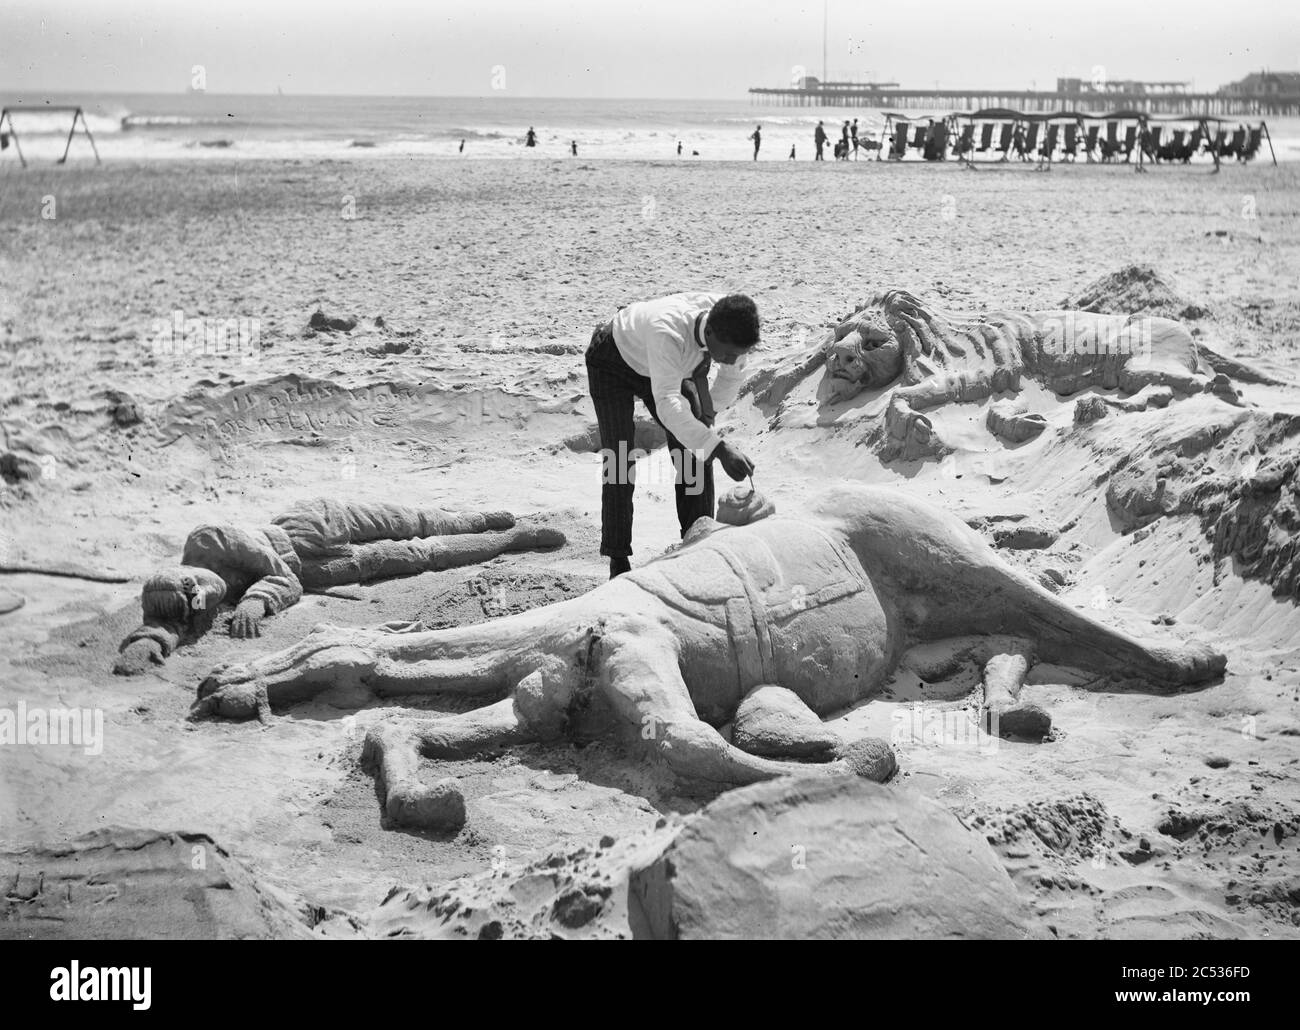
[585,323,715,557]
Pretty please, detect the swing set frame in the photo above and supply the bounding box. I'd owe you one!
[0,105,102,167]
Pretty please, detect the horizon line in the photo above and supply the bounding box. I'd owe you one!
[0,89,754,103]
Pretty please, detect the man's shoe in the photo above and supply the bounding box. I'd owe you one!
[609,557,631,579]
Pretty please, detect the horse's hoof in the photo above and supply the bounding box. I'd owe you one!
[840,737,898,782]
[386,778,466,832]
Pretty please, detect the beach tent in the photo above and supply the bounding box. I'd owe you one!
[1038,123,1060,166]
[997,123,1014,158]
[952,122,975,160]
[1022,122,1040,158]
[879,112,948,160]
[0,106,101,167]
[1063,123,1079,159]
[890,121,909,159]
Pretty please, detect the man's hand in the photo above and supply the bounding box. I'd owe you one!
[710,441,756,482]
[230,599,264,639]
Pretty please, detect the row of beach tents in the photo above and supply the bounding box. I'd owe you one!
[878,110,1276,167]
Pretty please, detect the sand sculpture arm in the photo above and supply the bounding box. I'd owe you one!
[182,525,303,638]
[114,567,227,675]
[743,345,828,408]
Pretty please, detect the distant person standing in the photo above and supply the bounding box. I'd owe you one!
[571,140,578,156]
[841,120,850,158]
[788,144,796,160]
[525,127,537,148]
[814,120,827,160]
[677,140,683,156]
[749,124,762,160]
[459,139,465,154]
[851,118,859,158]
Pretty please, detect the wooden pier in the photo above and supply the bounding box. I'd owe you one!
[748,85,1300,118]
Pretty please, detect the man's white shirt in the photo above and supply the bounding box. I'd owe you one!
[610,291,748,455]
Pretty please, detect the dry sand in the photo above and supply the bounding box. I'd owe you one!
[1,156,1298,938]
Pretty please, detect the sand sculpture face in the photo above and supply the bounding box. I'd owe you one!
[194,485,1224,833]
[141,565,228,623]
[823,308,904,401]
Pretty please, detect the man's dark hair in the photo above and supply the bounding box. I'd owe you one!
[709,294,760,348]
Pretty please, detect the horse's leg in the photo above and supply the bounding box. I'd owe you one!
[599,623,887,786]
[363,699,533,830]
[194,599,576,718]
[980,652,1052,740]
[364,659,582,829]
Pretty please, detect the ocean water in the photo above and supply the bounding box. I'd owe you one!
[2,92,1296,164]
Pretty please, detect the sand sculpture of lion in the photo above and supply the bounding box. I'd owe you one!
[194,485,1225,831]
[751,290,1242,460]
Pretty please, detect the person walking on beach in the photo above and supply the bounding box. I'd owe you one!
[525,127,537,148]
[749,124,762,160]
[571,140,578,156]
[789,144,796,160]
[841,120,850,159]
[851,118,859,158]
[677,140,683,156]
[586,293,759,579]
[814,120,827,160]
[459,139,465,154]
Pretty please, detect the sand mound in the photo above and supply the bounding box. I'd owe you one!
[159,372,592,449]
[367,776,1035,940]
[974,794,1115,862]
[367,821,682,940]
[0,828,334,940]
[1063,264,1210,320]
[643,777,1033,939]
[1104,410,1300,601]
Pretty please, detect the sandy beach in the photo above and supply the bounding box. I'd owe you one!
[2,154,1299,938]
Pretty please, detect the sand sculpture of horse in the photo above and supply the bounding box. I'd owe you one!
[750,289,1241,461]
[193,485,1225,831]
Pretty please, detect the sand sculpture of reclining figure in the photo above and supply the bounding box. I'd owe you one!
[753,289,1241,460]
[115,498,565,675]
[193,484,1224,831]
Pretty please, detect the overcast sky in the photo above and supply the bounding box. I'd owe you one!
[3,0,1296,98]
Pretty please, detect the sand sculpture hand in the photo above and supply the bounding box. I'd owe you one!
[230,599,265,639]
[113,637,166,676]
[884,395,938,459]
